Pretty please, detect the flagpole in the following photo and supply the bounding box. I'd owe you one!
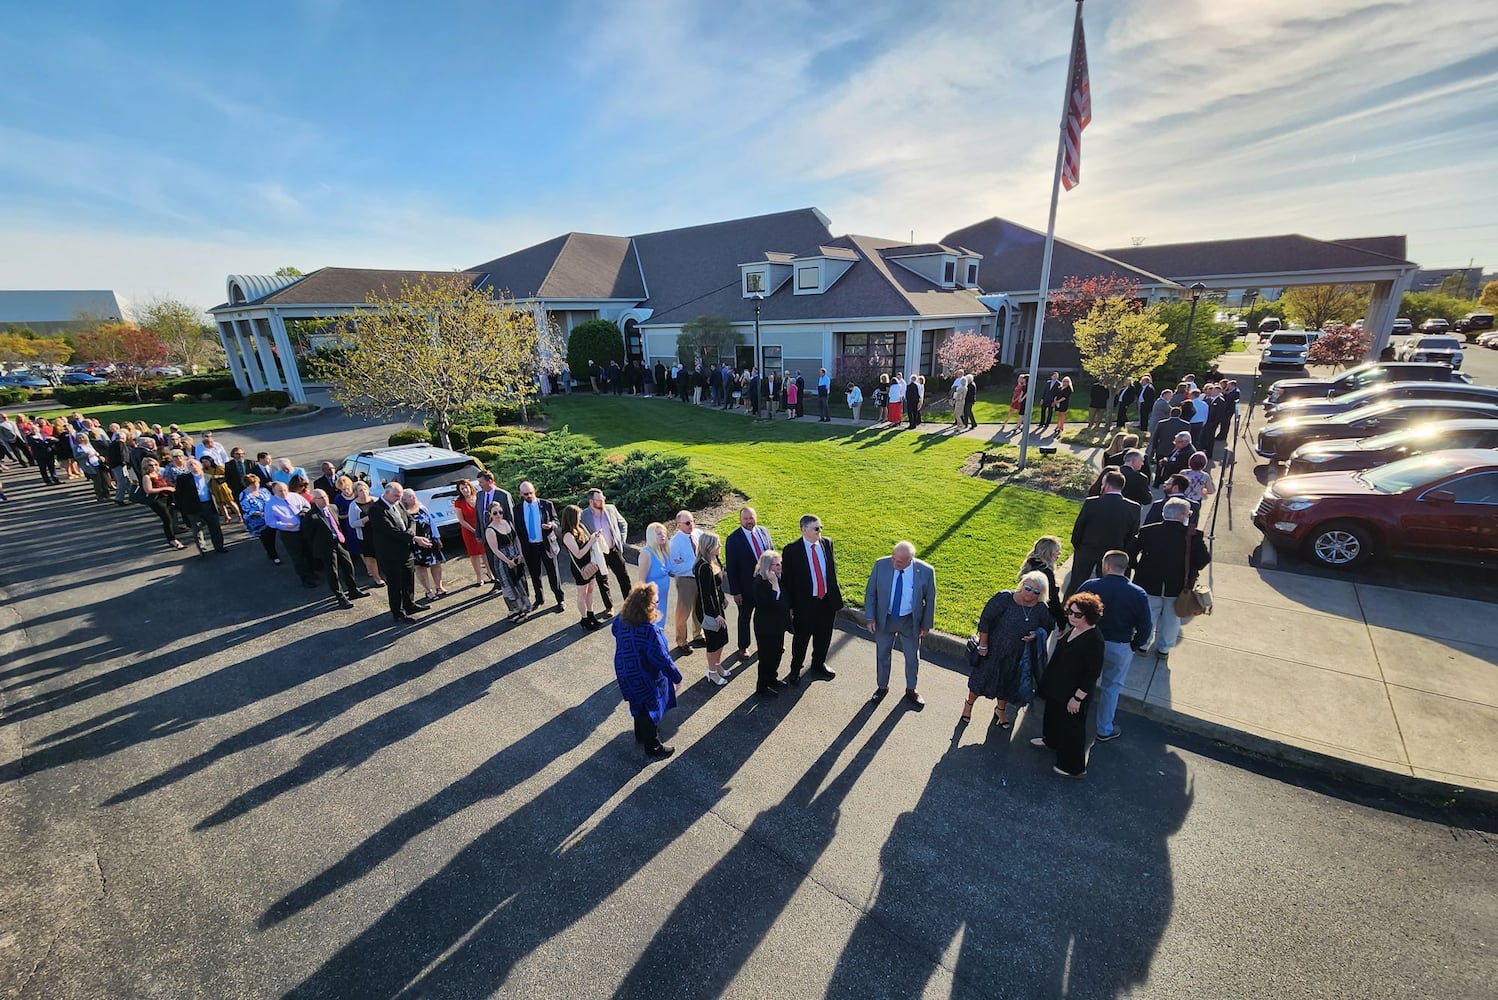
[1018,0,1085,471]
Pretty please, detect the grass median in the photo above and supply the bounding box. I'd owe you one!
[24,401,292,432]
[542,395,1078,636]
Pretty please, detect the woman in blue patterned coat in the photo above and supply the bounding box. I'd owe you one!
[612,583,683,759]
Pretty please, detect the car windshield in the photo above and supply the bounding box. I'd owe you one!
[402,460,485,493]
[1268,334,1306,346]
[1356,424,1454,449]
[1418,337,1461,349]
[1357,453,1474,494]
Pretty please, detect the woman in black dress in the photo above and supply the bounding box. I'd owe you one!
[1032,591,1106,777]
[751,550,788,697]
[1019,535,1066,625]
[1051,376,1074,435]
[693,531,731,685]
[964,570,1056,728]
[560,503,605,630]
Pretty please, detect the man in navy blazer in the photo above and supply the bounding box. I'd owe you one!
[723,506,773,658]
[863,541,936,706]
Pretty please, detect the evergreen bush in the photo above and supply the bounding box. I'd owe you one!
[564,320,625,387]
[246,389,291,409]
[387,428,433,446]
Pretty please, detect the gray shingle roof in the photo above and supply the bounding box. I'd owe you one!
[470,233,645,300]
[1331,236,1409,261]
[944,218,1175,293]
[0,290,125,324]
[261,268,485,305]
[1101,234,1416,280]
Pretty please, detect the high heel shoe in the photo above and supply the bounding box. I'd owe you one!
[706,670,727,686]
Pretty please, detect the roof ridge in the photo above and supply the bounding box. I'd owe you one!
[630,207,825,240]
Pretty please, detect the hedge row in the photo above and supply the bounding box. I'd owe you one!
[52,374,243,406]
[486,428,729,531]
[0,387,31,406]
[245,389,291,409]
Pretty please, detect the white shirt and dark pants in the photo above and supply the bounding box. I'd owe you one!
[669,528,703,648]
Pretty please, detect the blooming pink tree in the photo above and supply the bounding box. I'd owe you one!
[936,330,999,378]
[1047,274,1143,322]
[1307,322,1373,370]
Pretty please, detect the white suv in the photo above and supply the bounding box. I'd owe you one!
[338,445,486,536]
[1397,335,1465,369]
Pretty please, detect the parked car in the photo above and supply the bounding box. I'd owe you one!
[1256,316,1284,342]
[1266,381,1498,422]
[1477,330,1498,349]
[1234,320,1249,337]
[1397,334,1464,368]
[1254,449,1498,569]
[59,371,109,385]
[1454,312,1495,336]
[1419,318,1451,333]
[1391,317,1413,336]
[1286,419,1498,475]
[1265,362,1460,412]
[145,365,186,378]
[1255,398,1498,462]
[337,445,485,538]
[1259,332,1314,369]
[0,373,52,390]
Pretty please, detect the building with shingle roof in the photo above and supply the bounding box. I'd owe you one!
[0,289,126,334]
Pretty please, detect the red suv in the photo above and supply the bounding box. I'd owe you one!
[1253,449,1498,568]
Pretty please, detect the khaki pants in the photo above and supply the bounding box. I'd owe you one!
[673,575,702,645]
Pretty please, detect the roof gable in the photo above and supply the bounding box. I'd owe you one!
[471,232,646,300]
[944,218,1174,293]
[1101,234,1416,279]
[260,267,486,306]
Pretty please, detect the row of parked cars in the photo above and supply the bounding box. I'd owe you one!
[1252,362,1498,569]
[0,363,188,390]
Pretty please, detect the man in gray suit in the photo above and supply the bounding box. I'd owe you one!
[863,540,937,707]
[579,487,631,597]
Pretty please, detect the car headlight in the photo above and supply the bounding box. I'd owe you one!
[1302,454,1334,463]
[1281,498,1317,511]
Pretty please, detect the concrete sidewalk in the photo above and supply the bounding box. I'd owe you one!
[1114,562,1498,798]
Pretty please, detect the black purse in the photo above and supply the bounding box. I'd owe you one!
[965,636,983,670]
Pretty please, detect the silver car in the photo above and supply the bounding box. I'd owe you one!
[1260,332,1312,368]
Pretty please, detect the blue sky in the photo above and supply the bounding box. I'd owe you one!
[2,0,1496,313]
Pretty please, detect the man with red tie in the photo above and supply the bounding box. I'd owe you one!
[779,513,843,685]
[723,505,773,658]
[307,489,368,608]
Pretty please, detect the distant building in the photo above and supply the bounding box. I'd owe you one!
[1411,267,1486,298]
[0,290,126,334]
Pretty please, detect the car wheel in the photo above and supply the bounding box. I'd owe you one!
[1306,521,1374,569]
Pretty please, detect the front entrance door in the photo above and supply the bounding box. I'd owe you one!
[735,345,755,373]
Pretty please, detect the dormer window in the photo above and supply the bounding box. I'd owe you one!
[797,265,820,291]
[942,260,956,286]
[745,271,765,293]
[966,262,979,285]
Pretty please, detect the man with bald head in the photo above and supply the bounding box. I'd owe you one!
[724,505,774,658]
[863,540,937,707]
[367,481,424,623]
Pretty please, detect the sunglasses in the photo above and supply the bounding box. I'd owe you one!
[1066,608,1086,618]
[1021,585,1043,595]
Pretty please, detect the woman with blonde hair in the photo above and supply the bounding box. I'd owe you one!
[964,569,1056,727]
[1052,376,1074,435]
[636,521,673,624]
[693,531,731,685]
[752,550,789,697]
[561,503,605,630]
[345,479,386,586]
[1020,535,1066,625]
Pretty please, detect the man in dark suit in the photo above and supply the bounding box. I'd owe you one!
[473,471,514,590]
[516,480,566,609]
[794,372,807,418]
[779,513,843,685]
[1120,450,1154,509]
[723,506,773,658]
[1150,408,1193,485]
[1067,471,1141,597]
[1216,380,1241,444]
[1115,380,1139,427]
[224,447,251,499]
[580,487,631,597]
[173,458,226,555]
[312,460,340,500]
[366,483,424,622]
[747,370,762,419]
[1135,376,1158,434]
[863,540,937,706]
[1038,372,1061,430]
[307,489,367,608]
[1143,474,1196,526]
[1130,498,1212,659]
[253,451,276,490]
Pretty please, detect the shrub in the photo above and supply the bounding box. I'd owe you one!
[53,383,138,406]
[490,428,608,503]
[467,446,504,468]
[493,400,542,425]
[387,428,432,446]
[605,449,730,528]
[209,384,244,401]
[467,425,503,448]
[564,320,625,387]
[246,389,291,409]
[0,387,28,405]
[170,393,195,404]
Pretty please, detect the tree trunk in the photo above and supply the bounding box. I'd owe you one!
[434,409,451,450]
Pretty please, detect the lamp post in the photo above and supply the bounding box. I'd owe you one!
[1183,281,1207,359]
[752,293,764,420]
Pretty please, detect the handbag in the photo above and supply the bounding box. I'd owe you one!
[128,483,149,505]
[1174,530,1212,618]
[965,636,982,670]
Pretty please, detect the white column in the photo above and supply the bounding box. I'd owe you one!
[218,321,250,395]
[268,311,306,403]
[235,319,267,391]
[1363,269,1416,359]
[252,318,284,391]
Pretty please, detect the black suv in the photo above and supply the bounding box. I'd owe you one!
[1454,312,1495,335]
[1264,362,1458,412]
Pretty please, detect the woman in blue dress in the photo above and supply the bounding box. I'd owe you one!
[237,474,279,564]
[611,583,683,759]
[634,521,673,630]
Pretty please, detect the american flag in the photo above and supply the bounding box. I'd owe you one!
[1060,18,1091,191]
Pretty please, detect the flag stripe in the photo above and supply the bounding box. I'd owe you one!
[1061,19,1090,191]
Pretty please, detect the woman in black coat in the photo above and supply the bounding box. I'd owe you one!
[751,550,789,697]
[1032,591,1106,777]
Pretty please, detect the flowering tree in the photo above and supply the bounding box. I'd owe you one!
[936,330,999,379]
[1048,274,1143,322]
[76,323,169,401]
[1307,323,1373,370]
[1073,298,1173,398]
[833,350,893,389]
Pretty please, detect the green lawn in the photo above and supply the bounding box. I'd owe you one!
[25,401,290,432]
[542,396,1079,636]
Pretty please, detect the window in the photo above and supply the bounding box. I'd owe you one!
[761,345,783,377]
[745,271,765,293]
[1444,472,1498,505]
[966,262,978,285]
[839,331,907,378]
[919,330,946,376]
[943,260,956,284]
[797,266,820,291]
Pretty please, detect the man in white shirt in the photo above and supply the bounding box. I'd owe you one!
[264,480,316,586]
[270,456,307,486]
[194,431,228,466]
[668,509,703,653]
[864,541,937,706]
[723,506,772,657]
[580,488,631,597]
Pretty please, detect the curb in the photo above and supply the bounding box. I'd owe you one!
[218,404,327,433]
